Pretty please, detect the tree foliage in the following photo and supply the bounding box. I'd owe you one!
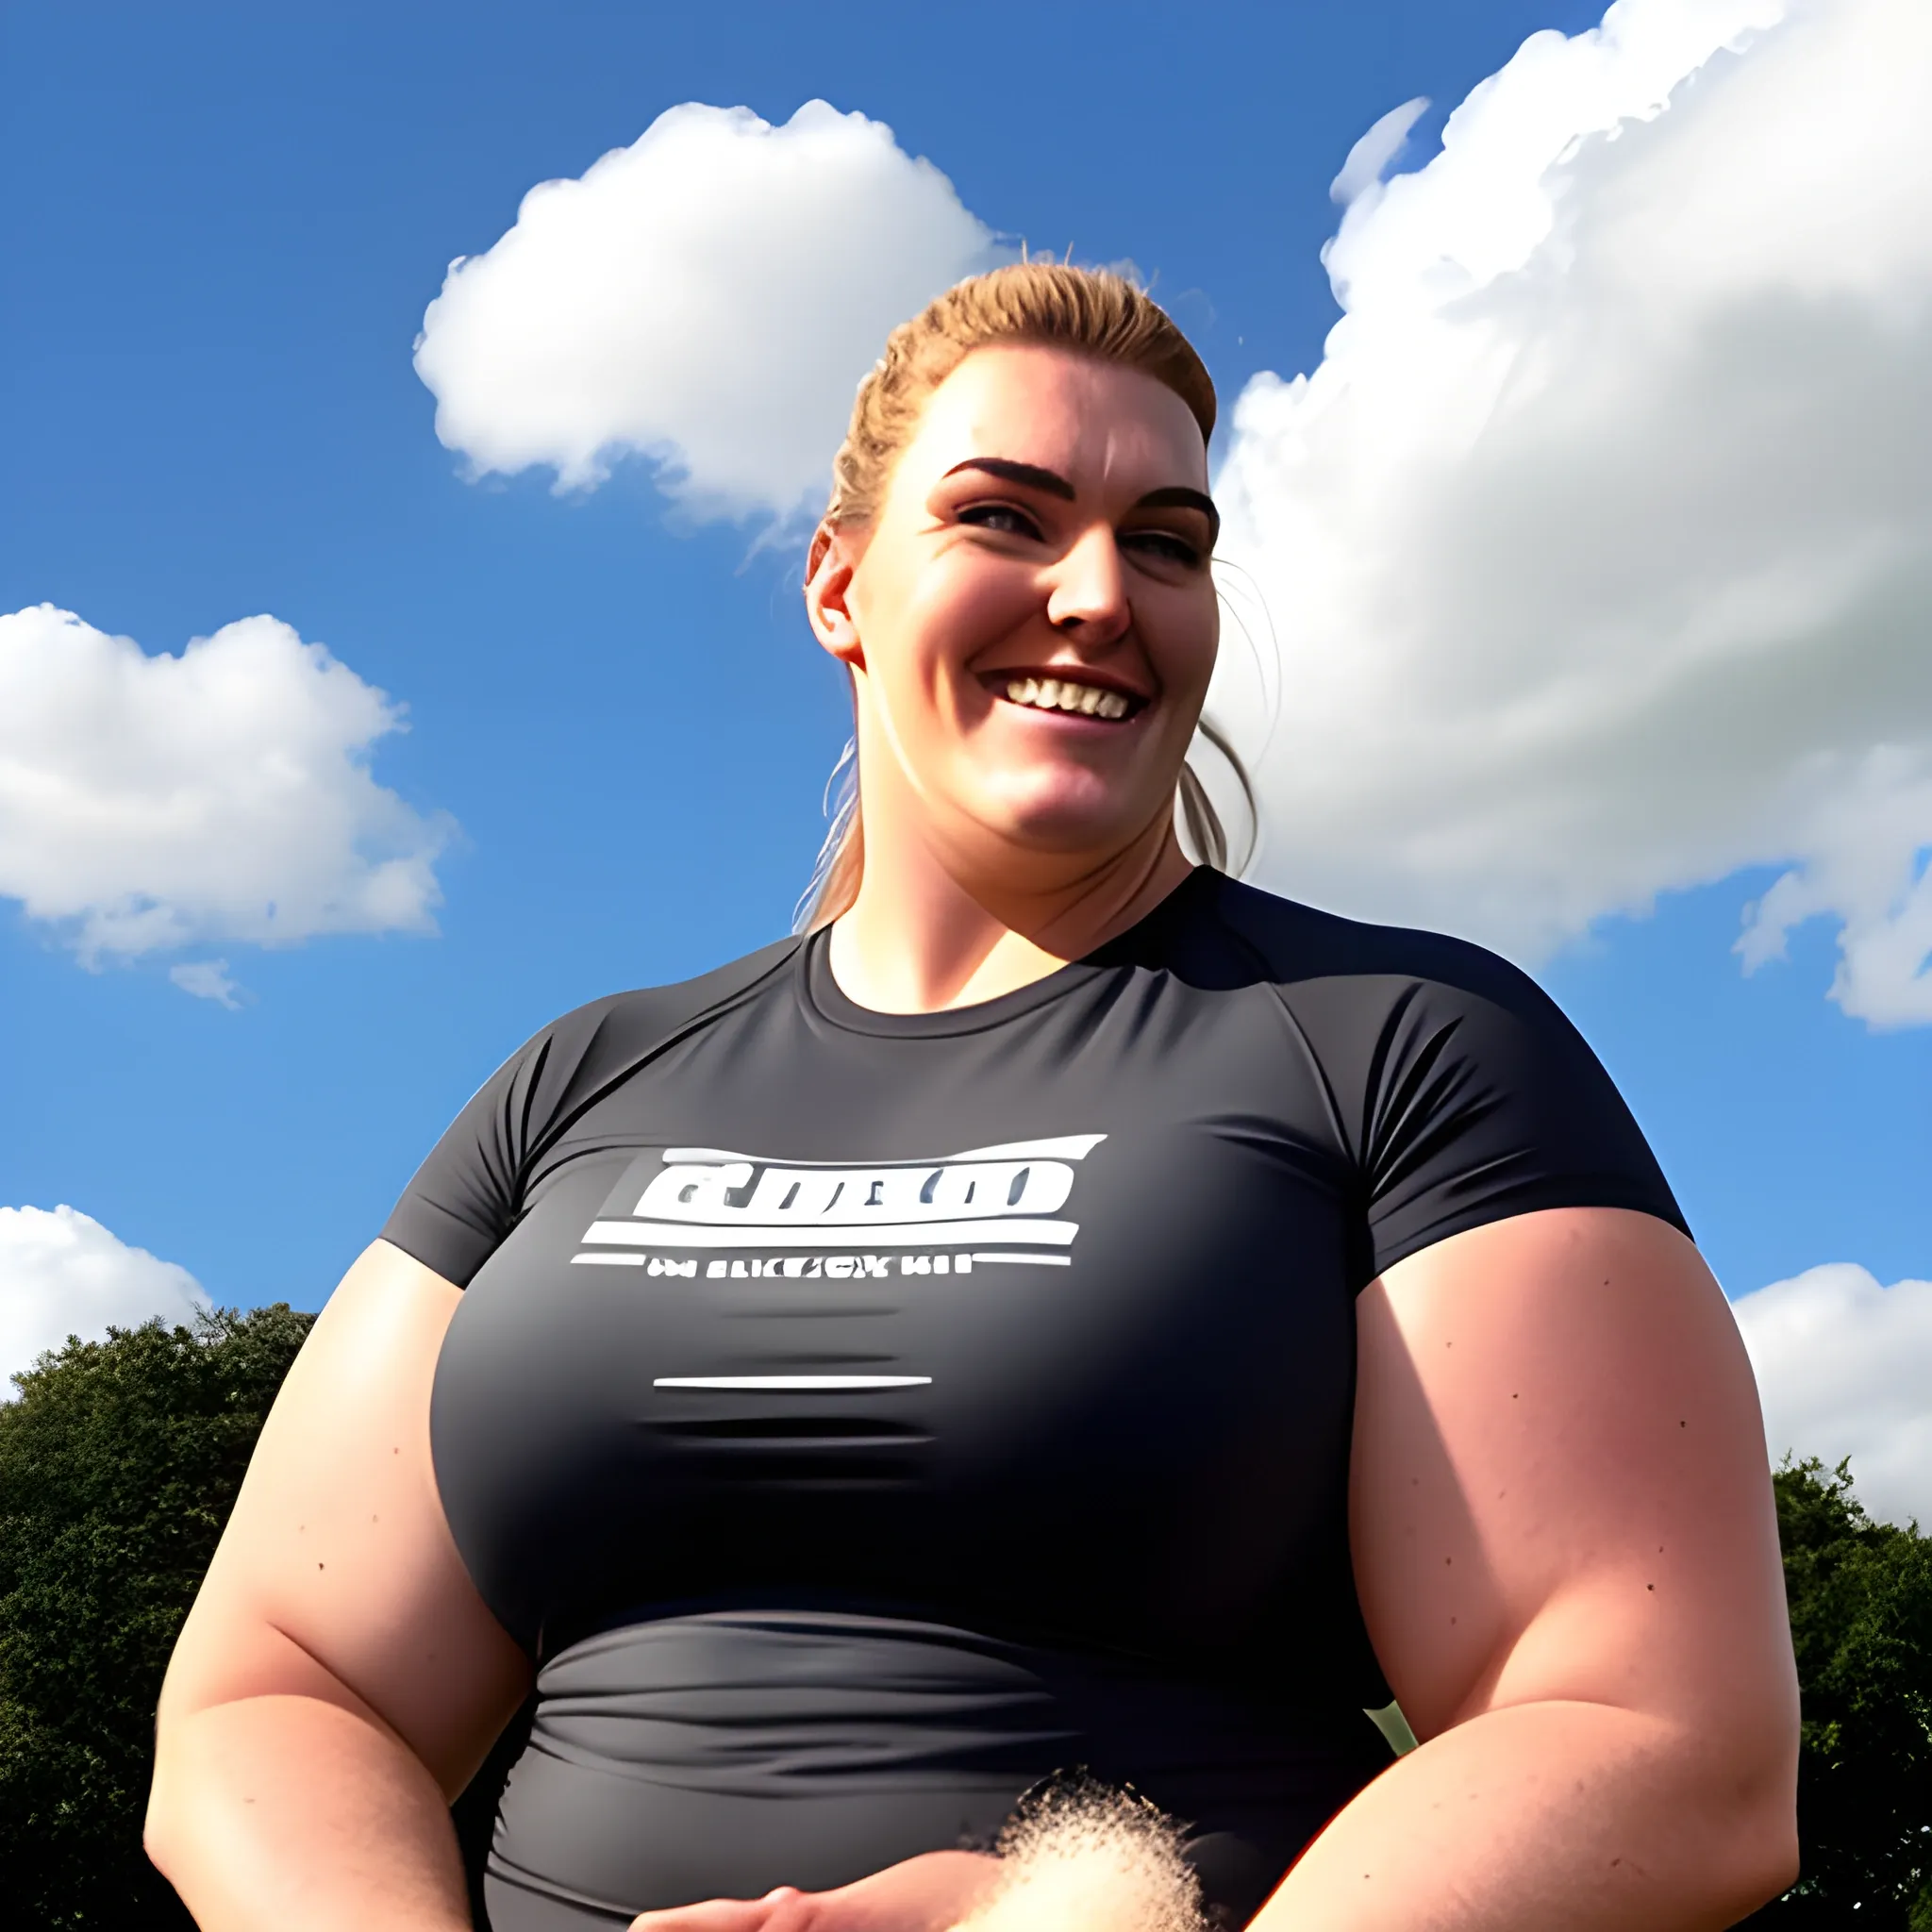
[1747,1458,1932,1927]
[0,1306,313,1927]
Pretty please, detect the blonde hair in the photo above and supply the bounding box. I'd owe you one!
[799,262,1252,930]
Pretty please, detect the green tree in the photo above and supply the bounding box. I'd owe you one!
[1747,1458,1932,1926]
[0,1306,313,1928]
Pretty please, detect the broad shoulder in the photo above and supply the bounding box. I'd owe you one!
[1197,877,1686,1265]
[382,938,805,1287]
[1200,874,1551,1014]
[512,934,803,1074]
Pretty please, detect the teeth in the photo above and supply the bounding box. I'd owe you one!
[1000,676,1135,720]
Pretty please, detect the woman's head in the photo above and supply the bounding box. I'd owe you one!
[802,264,1238,926]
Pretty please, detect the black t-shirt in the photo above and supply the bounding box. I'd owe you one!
[384,871,1686,1930]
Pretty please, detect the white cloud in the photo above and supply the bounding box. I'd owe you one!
[1329,97,1430,208]
[169,958,242,1007]
[0,604,452,975]
[1214,0,1932,1024]
[1733,1262,1932,1526]
[0,1205,207,1391]
[413,100,1004,522]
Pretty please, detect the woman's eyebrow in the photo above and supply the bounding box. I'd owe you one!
[939,458,1220,545]
[1133,486,1220,544]
[941,457,1075,498]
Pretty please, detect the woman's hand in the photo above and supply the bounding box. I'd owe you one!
[630,1785,1212,1932]
[626,1850,1003,1932]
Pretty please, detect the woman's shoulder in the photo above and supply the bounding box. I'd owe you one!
[449,933,805,1158]
[1199,873,1552,1015]
[509,932,805,1078]
[381,936,807,1287]
[1197,876,1687,1269]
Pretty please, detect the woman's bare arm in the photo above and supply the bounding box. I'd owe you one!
[1254,1207,1799,1930]
[145,1240,532,1931]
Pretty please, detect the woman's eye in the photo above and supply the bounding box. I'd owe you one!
[959,503,1042,541]
[1124,530,1204,568]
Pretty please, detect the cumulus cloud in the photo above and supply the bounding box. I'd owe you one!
[0,1205,207,1390]
[1215,0,1932,1024]
[1734,1262,1932,1526]
[414,100,1004,521]
[0,604,451,974]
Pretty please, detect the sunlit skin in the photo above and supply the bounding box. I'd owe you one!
[806,344,1220,1013]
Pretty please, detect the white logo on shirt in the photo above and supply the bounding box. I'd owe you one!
[572,1135,1106,1274]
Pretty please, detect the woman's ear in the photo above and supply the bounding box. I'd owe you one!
[805,523,865,671]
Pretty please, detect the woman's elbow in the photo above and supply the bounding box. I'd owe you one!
[1695,1813,1797,1928]
[142,1744,188,1891]
[1715,1794,1800,1922]
[1691,1719,1801,1924]
[144,1691,212,1877]
[143,1684,224,1892]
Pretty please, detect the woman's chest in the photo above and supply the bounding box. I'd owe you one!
[433,991,1367,1654]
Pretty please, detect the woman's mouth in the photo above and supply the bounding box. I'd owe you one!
[996,675,1141,722]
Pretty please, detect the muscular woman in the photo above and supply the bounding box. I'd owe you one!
[146,264,1800,1930]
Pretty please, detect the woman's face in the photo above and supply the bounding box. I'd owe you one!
[811,344,1220,877]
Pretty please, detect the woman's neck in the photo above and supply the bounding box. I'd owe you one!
[825,809,1197,1015]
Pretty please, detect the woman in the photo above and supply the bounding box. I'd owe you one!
[146,265,1800,1931]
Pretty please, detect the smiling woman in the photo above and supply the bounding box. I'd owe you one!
[145,265,1799,1932]
[798,267,1244,943]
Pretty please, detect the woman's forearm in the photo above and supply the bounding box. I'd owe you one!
[1253,1698,1796,1930]
[146,1692,473,1932]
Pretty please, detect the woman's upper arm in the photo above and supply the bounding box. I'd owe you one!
[158,1239,531,1795]
[1351,1208,1798,1774]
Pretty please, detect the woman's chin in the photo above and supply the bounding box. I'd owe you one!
[964,778,1166,861]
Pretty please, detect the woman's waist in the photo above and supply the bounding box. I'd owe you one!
[527,1600,1383,1798]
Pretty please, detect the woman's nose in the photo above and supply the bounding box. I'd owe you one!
[1044,525,1130,640]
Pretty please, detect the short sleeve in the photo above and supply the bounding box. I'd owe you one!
[379,939,803,1288]
[1283,941,1689,1286]
[379,1024,565,1288]
[379,986,672,1286]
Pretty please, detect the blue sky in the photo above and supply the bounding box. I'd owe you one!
[3,1,1928,1508]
